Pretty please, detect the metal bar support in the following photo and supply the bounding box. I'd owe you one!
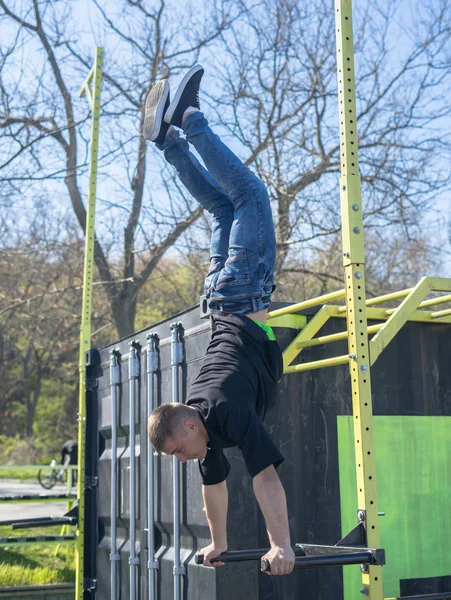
[332,306,451,325]
[280,305,333,370]
[335,1,384,597]
[284,354,351,374]
[76,46,103,600]
[370,277,431,364]
[147,333,160,600]
[128,341,140,600]
[296,323,383,349]
[109,349,121,600]
[267,289,345,319]
[196,543,385,574]
[171,323,186,600]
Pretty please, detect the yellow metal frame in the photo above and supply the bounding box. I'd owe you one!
[266,1,451,597]
[268,282,451,372]
[76,47,103,600]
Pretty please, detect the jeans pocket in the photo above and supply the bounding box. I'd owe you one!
[204,258,223,295]
[215,248,251,290]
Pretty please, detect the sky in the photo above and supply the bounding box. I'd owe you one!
[2,0,450,275]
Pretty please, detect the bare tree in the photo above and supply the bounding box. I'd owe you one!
[0,0,236,337]
[204,0,451,280]
[0,216,116,436]
[0,0,449,347]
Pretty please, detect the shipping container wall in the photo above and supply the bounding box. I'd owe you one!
[84,303,451,600]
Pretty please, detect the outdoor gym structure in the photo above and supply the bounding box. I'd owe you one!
[68,0,451,599]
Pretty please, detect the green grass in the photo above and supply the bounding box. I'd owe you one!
[0,469,41,481]
[0,525,75,587]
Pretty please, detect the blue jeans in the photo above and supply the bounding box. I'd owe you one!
[161,112,276,315]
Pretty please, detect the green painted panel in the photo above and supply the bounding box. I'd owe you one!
[337,416,451,599]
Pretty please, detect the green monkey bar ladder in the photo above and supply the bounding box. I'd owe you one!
[76,47,103,600]
[266,1,451,599]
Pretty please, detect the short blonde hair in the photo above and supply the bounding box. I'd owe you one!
[148,403,194,454]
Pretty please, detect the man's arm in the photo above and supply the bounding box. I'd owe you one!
[201,480,228,567]
[253,465,295,575]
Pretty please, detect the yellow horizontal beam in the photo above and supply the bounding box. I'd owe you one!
[267,289,345,319]
[266,313,307,329]
[418,293,451,308]
[296,323,383,349]
[284,354,350,374]
[366,288,412,306]
[428,277,451,292]
[431,307,451,319]
[331,306,451,324]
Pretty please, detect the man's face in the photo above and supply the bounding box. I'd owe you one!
[162,419,208,463]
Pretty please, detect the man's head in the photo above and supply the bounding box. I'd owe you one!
[148,403,208,462]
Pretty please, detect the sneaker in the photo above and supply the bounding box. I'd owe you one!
[143,79,170,145]
[164,64,204,128]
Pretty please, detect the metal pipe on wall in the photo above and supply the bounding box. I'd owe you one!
[109,350,121,600]
[171,323,185,600]
[128,342,140,600]
[146,333,160,600]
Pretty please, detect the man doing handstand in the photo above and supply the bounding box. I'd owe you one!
[145,65,295,576]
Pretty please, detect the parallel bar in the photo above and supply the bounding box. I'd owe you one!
[267,289,345,318]
[196,544,383,565]
[109,349,121,600]
[264,551,373,572]
[12,517,76,529]
[147,333,160,600]
[296,324,383,349]
[284,354,350,374]
[128,341,140,600]
[0,516,73,527]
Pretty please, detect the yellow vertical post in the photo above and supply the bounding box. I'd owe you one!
[334,3,384,599]
[76,47,103,600]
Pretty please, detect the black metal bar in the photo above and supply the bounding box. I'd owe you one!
[12,517,76,529]
[261,551,373,573]
[0,494,76,502]
[395,594,451,600]
[196,545,384,568]
[0,535,76,544]
[0,516,50,527]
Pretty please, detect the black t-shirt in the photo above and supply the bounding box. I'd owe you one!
[186,312,284,485]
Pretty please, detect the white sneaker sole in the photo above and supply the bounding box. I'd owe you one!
[143,80,169,141]
[164,64,203,124]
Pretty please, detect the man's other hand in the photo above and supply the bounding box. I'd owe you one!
[261,545,295,575]
[199,542,227,567]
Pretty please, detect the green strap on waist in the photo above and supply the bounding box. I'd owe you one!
[254,321,276,341]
